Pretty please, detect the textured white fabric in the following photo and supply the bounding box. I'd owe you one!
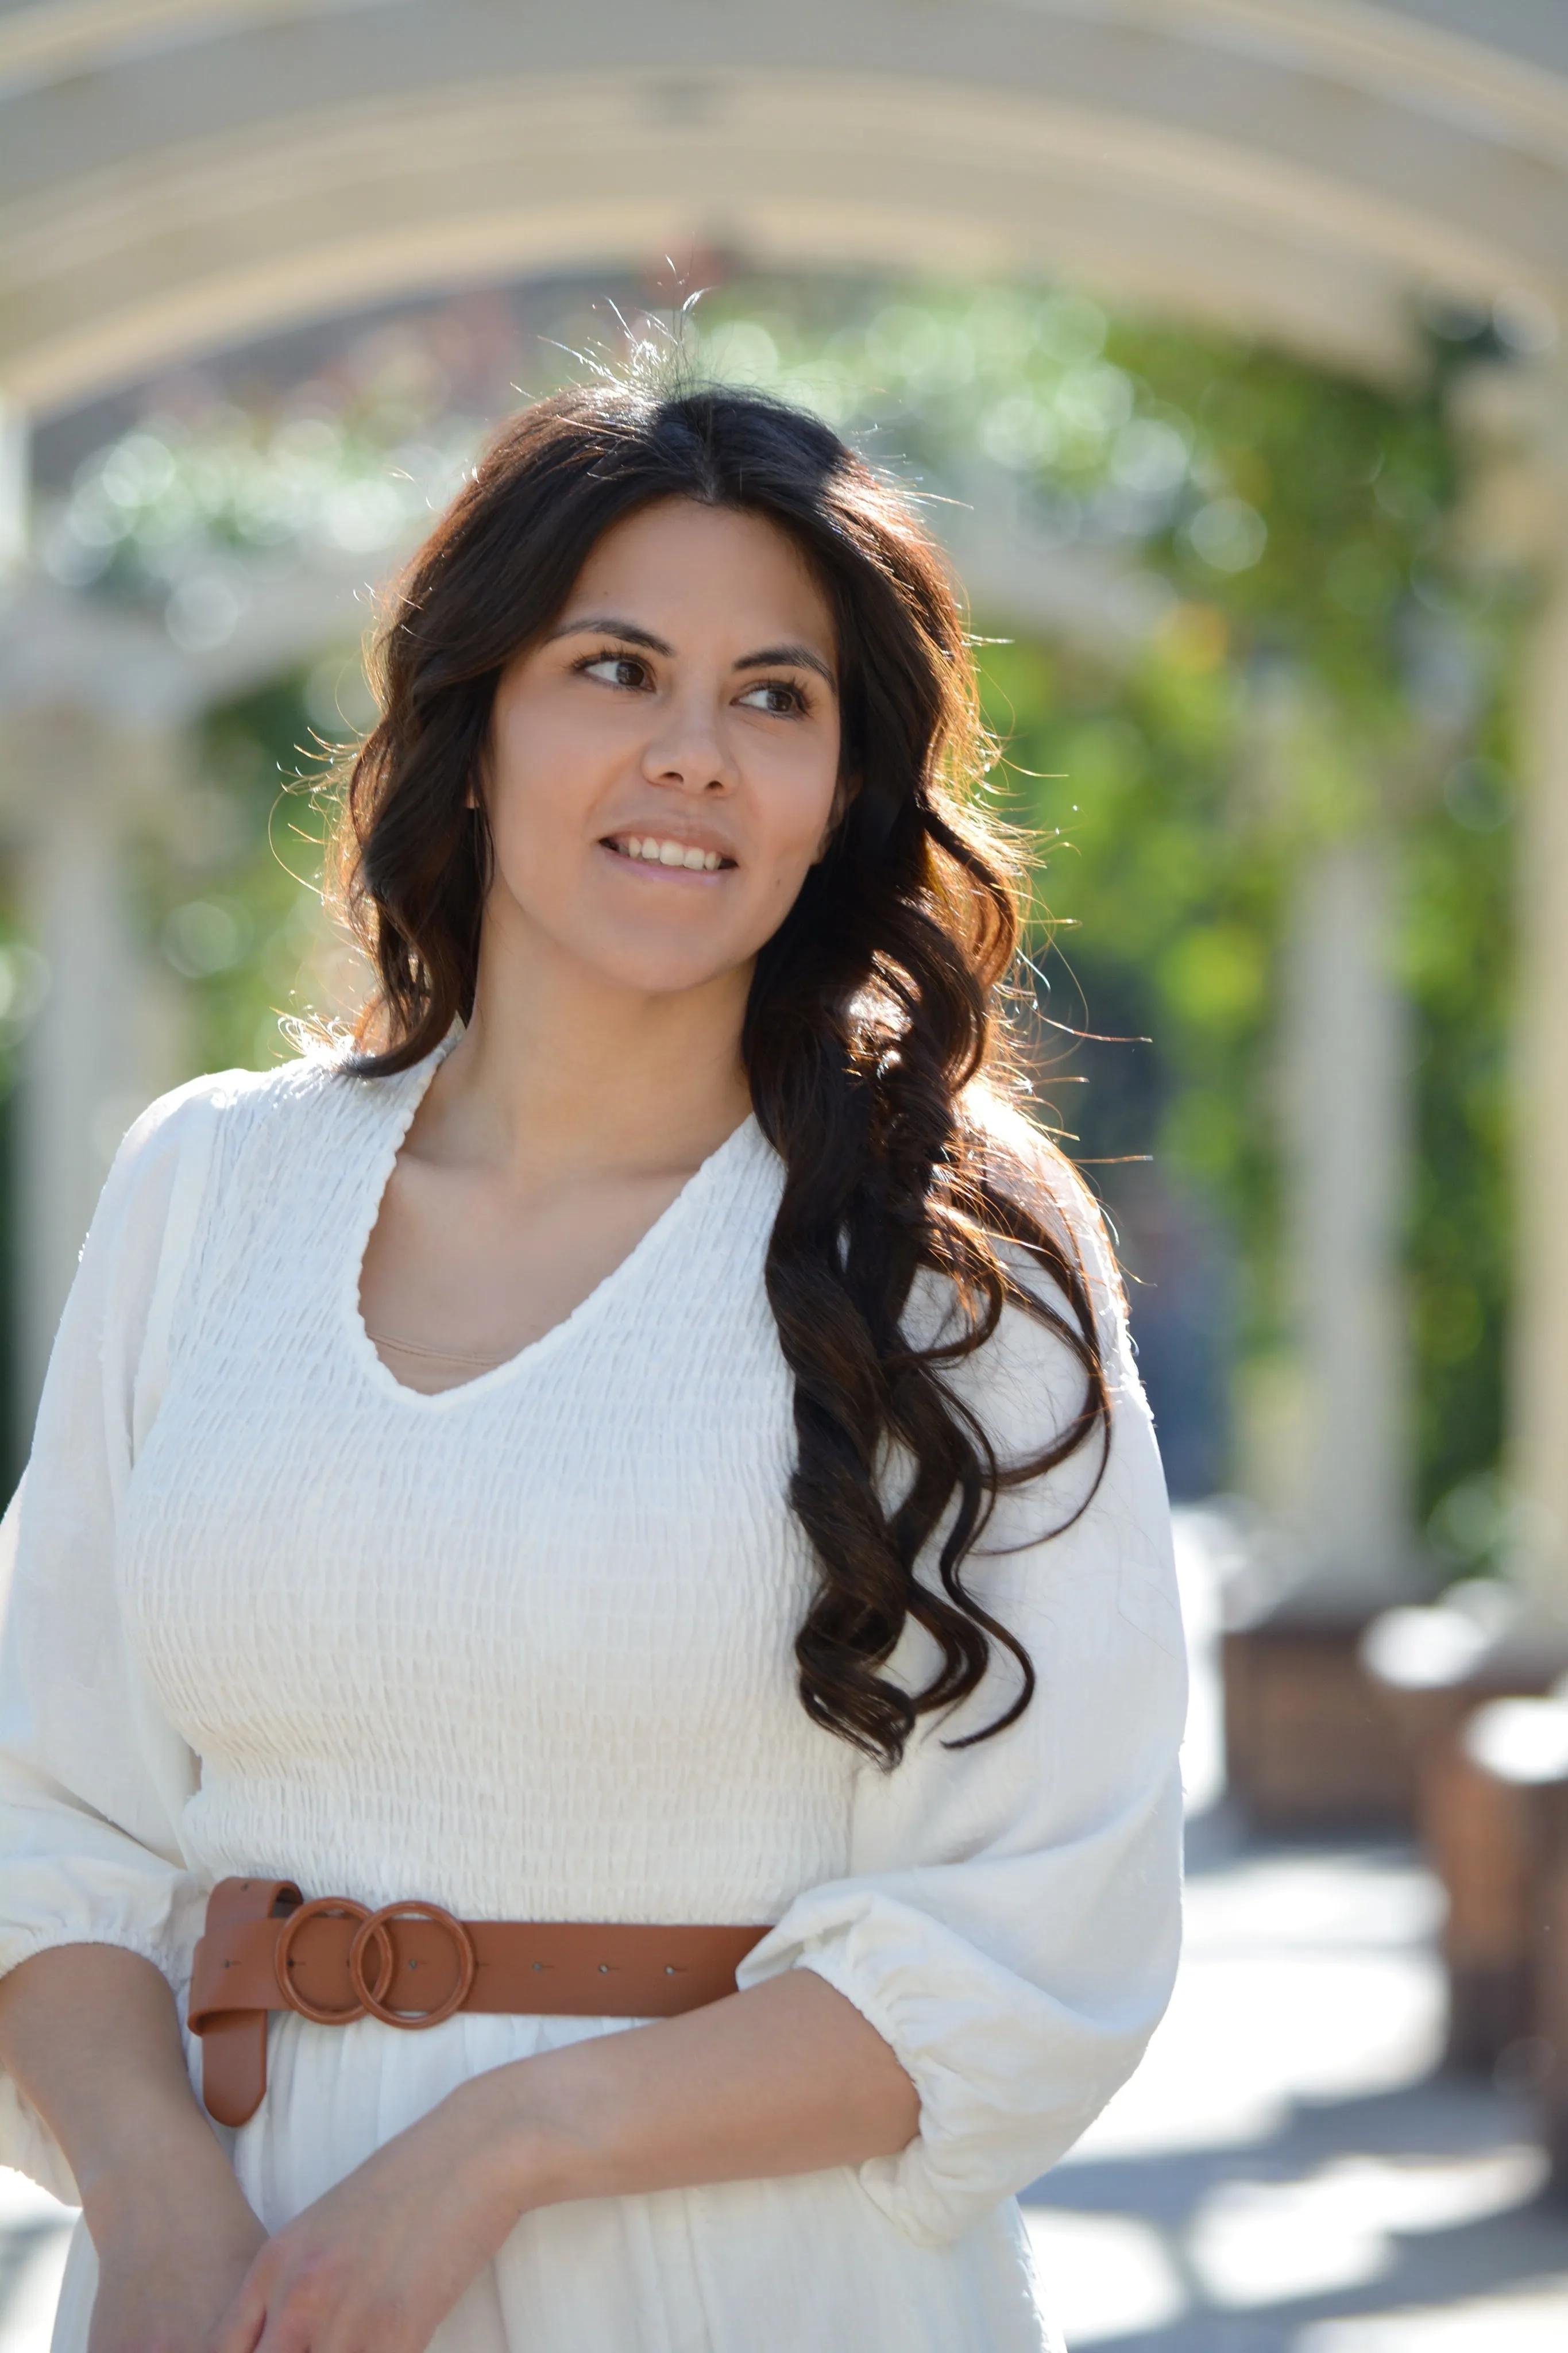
[0,1043,1184,2352]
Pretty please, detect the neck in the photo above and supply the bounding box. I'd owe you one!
[412,923,754,1182]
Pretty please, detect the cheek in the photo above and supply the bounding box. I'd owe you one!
[753,748,841,873]
[485,709,597,870]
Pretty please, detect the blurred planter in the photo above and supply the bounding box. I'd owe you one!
[1360,1589,1563,1783]
[1222,1611,1415,1828]
[1537,1833,1568,2193]
[1360,1594,1568,2082]
[1422,1704,1567,2066]
[1420,1695,1568,2192]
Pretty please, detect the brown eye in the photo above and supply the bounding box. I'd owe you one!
[738,680,806,716]
[582,653,651,689]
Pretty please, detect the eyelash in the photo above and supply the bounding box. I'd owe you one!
[573,650,812,716]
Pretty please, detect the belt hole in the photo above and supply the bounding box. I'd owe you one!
[532,1961,543,1972]
[598,1962,609,1973]
[665,1965,676,1976]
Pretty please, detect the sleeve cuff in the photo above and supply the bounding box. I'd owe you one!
[738,1889,1148,2248]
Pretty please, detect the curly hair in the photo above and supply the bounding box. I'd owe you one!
[335,378,1110,1767]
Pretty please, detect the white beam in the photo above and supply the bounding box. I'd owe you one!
[2,2,1567,414]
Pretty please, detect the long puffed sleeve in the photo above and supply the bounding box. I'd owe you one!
[0,1078,226,2198]
[736,1158,1185,2247]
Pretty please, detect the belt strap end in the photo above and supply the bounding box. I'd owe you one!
[191,1878,300,2126]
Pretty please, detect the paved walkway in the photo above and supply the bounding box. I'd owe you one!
[1024,1813,1568,2348]
[1017,1512,1568,2348]
[4,1519,1567,2347]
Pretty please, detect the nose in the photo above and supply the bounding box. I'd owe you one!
[640,686,738,796]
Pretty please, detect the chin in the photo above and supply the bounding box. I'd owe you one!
[580,935,746,999]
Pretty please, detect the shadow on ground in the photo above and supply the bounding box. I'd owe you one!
[1024,1807,1568,2350]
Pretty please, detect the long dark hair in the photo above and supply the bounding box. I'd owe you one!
[337,378,1110,1766]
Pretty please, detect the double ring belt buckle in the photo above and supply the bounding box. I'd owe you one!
[273,1895,477,2030]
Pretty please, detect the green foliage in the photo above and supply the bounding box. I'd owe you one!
[1401,732,1516,1513]
[41,400,473,616]
[144,680,345,1077]
[67,272,1518,1530]
[976,634,1287,1352]
[722,281,1513,1521]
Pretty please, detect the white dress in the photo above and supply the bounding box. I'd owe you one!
[0,1043,1185,2353]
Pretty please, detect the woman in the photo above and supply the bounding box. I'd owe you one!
[0,380,1184,2353]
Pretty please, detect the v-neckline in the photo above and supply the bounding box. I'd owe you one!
[340,1044,761,1413]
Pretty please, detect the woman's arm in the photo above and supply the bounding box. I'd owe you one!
[0,1943,265,2352]
[212,1970,915,2353]
[0,1083,225,2207]
[0,1942,222,2211]
[0,1084,246,2350]
[469,1965,920,2194]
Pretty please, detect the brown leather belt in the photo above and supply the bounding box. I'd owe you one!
[189,1878,770,2127]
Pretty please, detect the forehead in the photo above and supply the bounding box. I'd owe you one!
[564,499,835,642]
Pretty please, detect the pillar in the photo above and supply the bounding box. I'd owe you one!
[1509,570,1568,1629]
[1277,832,1419,1608]
[1,706,188,1429]
[1223,826,1420,1824]
[0,396,25,580]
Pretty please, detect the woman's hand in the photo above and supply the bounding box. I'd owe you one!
[207,2094,525,2353]
[0,1946,271,2353]
[207,1970,915,2351]
[84,2162,267,2353]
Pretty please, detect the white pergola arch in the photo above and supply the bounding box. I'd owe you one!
[2,0,1566,413]
[3,0,1568,1627]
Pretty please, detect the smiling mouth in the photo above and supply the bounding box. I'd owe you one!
[603,833,735,873]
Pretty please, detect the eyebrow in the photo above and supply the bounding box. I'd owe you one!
[547,614,837,692]
[547,614,671,655]
[738,642,837,691]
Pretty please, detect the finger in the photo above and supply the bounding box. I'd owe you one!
[205,2275,268,2353]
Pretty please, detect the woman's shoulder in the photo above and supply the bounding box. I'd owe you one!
[96,1049,360,1241]
[112,1050,339,1171]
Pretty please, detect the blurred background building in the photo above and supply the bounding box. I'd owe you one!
[4,0,1568,2344]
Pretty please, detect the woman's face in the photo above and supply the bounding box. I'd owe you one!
[481,497,843,1001]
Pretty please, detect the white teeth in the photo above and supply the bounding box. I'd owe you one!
[615,835,725,870]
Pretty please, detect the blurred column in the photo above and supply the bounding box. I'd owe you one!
[1279,832,1418,1607]
[0,398,26,581]
[1510,567,1568,1628]
[1222,820,1422,1828]
[1364,356,1568,2070]
[0,705,188,1428]
[1443,352,1568,1633]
